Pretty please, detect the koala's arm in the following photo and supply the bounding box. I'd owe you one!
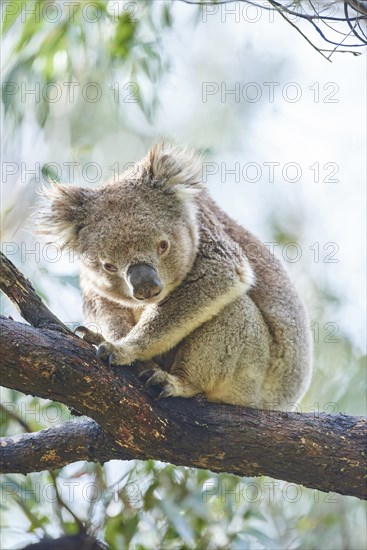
[82,290,135,342]
[105,234,254,365]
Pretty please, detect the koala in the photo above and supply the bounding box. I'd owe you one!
[41,142,312,410]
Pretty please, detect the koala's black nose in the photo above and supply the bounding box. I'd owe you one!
[127,263,163,300]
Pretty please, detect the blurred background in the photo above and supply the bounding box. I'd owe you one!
[1,1,366,548]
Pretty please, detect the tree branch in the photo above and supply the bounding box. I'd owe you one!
[0,420,132,474]
[178,0,367,58]
[0,253,366,500]
[0,253,69,334]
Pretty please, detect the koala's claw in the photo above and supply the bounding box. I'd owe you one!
[75,326,104,346]
[96,342,132,366]
[96,345,107,361]
[139,368,174,399]
[158,387,173,400]
[96,342,116,362]
[142,369,168,388]
[138,369,157,382]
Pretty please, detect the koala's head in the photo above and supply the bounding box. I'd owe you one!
[40,143,204,306]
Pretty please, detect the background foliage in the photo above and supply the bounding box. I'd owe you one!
[1,1,366,548]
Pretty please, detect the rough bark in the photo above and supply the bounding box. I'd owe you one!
[0,253,366,500]
[0,420,130,472]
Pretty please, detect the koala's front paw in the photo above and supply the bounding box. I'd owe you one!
[75,325,105,346]
[139,368,175,399]
[96,342,133,367]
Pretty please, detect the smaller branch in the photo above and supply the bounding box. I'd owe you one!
[348,0,367,16]
[326,4,364,58]
[0,402,33,433]
[270,0,363,48]
[11,491,50,536]
[49,471,85,532]
[345,2,367,44]
[181,0,367,21]
[271,4,332,61]
[0,420,133,474]
[179,0,367,55]
[268,0,366,24]
[0,252,70,334]
[357,17,367,38]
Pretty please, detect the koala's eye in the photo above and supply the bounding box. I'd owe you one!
[158,240,169,255]
[103,263,118,273]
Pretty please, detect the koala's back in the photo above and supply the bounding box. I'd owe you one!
[207,196,312,407]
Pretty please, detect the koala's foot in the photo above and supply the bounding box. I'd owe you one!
[96,341,133,366]
[134,359,161,376]
[139,367,199,399]
[75,326,105,346]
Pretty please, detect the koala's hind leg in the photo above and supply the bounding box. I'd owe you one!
[139,295,266,404]
[139,313,234,401]
[139,363,200,400]
[167,299,247,404]
[153,294,270,406]
[138,345,198,399]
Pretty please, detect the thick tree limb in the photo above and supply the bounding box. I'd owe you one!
[0,253,69,334]
[0,253,366,500]
[23,533,108,550]
[0,420,131,473]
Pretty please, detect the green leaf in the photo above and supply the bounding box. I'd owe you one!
[105,514,139,547]
[162,5,173,27]
[110,14,137,59]
[14,0,45,53]
[159,500,195,548]
[28,515,49,533]
[63,521,80,535]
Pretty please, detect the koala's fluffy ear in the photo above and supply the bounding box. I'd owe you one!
[147,142,204,196]
[38,183,95,249]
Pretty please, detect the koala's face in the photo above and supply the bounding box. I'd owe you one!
[41,143,203,307]
[77,184,199,306]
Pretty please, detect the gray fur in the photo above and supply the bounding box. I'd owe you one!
[40,142,312,410]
